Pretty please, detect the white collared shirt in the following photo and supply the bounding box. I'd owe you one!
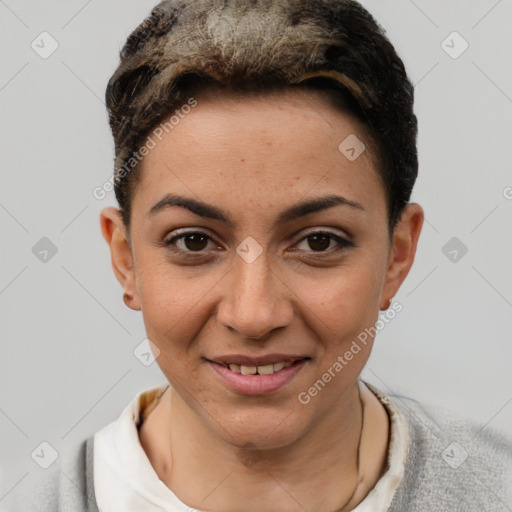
[94,380,409,511]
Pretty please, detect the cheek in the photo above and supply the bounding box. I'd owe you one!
[299,260,383,341]
[133,255,194,345]
[294,264,383,406]
[134,252,225,358]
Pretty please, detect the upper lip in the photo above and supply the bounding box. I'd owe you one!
[207,354,310,367]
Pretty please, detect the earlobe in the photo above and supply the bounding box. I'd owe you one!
[99,207,141,311]
[379,297,392,311]
[381,203,424,305]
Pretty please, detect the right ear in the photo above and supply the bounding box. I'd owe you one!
[99,207,141,310]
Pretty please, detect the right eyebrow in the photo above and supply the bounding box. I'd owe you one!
[148,193,364,228]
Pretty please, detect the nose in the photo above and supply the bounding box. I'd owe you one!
[216,250,294,341]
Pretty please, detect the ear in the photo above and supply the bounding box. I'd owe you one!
[99,207,141,311]
[380,203,424,309]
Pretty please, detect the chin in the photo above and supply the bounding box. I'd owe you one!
[208,405,308,451]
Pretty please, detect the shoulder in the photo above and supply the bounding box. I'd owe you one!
[387,392,512,511]
[8,435,99,512]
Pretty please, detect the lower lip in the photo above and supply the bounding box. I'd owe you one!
[208,359,308,395]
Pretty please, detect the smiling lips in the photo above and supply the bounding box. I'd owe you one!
[209,354,309,375]
[229,361,294,375]
[207,354,310,394]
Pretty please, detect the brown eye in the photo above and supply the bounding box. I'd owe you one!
[306,234,331,252]
[164,231,216,253]
[181,233,209,251]
[294,231,353,254]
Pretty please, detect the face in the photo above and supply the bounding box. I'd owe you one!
[101,87,422,450]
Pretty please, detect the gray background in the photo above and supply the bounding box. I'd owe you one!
[1,0,511,505]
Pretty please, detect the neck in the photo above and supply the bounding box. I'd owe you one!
[138,380,389,512]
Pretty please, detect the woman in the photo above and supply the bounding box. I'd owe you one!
[17,0,512,510]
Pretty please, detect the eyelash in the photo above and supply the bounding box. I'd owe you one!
[163,229,354,258]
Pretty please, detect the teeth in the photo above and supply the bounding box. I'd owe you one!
[257,364,274,375]
[228,361,298,375]
[240,365,257,375]
[273,362,285,372]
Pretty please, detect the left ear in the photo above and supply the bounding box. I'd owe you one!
[380,203,424,309]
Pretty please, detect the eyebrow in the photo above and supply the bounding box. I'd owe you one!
[148,193,364,226]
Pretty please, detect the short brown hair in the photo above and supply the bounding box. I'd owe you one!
[106,0,418,231]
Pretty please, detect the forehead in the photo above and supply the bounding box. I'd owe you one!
[133,88,385,221]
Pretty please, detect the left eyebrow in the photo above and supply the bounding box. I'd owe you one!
[148,193,364,227]
[276,195,364,224]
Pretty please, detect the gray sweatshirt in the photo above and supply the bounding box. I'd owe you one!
[8,393,512,511]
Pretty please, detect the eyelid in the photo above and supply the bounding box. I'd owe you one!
[163,227,354,255]
[164,227,216,242]
[162,229,222,255]
[291,229,354,253]
[296,227,352,241]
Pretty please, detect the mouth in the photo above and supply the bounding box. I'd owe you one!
[207,355,310,375]
[205,355,311,395]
